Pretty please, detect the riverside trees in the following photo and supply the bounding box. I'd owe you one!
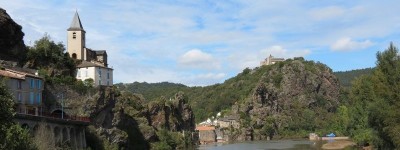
[348,43,400,148]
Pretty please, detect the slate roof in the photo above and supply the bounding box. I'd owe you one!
[77,61,113,69]
[95,50,107,55]
[67,11,84,31]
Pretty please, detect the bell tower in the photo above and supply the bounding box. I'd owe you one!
[67,11,86,60]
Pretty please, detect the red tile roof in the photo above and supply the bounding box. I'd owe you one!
[196,126,215,131]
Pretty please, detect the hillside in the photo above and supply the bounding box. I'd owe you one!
[334,68,374,87]
[120,58,342,123]
[229,57,341,140]
[115,82,188,101]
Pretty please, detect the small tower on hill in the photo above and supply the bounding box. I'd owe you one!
[67,11,86,60]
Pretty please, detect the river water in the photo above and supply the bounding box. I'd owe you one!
[198,140,330,150]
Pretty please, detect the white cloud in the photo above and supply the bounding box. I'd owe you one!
[178,49,220,70]
[260,45,311,59]
[310,6,345,20]
[2,0,399,85]
[331,37,373,51]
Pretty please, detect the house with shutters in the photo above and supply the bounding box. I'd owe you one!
[67,12,113,86]
[0,67,43,115]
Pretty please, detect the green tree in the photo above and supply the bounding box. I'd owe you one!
[27,34,76,77]
[348,43,400,148]
[0,79,36,149]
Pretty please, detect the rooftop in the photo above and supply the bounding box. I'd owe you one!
[0,68,42,80]
[67,11,84,31]
[77,61,112,69]
[196,126,215,131]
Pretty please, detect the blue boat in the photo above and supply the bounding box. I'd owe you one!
[326,133,336,137]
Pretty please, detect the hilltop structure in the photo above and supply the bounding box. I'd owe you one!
[260,54,285,66]
[67,12,113,86]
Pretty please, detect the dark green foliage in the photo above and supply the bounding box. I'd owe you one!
[26,34,76,81]
[347,43,400,148]
[334,68,374,87]
[0,79,36,149]
[152,129,185,150]
[3,124,36,150]
[0,79,15,134]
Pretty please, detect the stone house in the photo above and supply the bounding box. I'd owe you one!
[260,54,285,66]
[67,12,113,86]
[195,126,216,144]
[217,115,240,129]
[0,67,43,115]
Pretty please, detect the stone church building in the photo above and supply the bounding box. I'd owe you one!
[67,12,113,86]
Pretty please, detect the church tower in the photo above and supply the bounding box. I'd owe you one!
[67,11,86,60]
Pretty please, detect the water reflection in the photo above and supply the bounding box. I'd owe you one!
[198,140,329,150]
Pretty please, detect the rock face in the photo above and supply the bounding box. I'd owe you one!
[0,8,26,63]
[86,87,197,149]
[233,58,340,141]
[147,91,195,132]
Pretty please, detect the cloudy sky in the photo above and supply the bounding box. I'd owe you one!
[1,0,400,86]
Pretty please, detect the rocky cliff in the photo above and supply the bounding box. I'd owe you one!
[230,58,340,141]
[84,87,197,149]
[0,8,26,63]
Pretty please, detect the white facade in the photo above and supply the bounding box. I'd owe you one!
[76,66,113,86]
[67,12,114,87]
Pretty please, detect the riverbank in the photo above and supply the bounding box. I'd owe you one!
[321,140,356,149]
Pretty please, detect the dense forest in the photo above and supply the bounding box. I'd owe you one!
[334,68,374,87]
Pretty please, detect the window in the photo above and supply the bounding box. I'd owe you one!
[77,70,81,77]
[107,72,110,79]
[73,32,76,39]
[17,80,22,89]
[72,53,77,59]
[107,81,109,86]
[98,68,102,77]
[99,80,101,85]
[30,79,34,89]
[30,92,34,104]
[17,92,22,103]
[36,80,41,89]
[37,93,41,104]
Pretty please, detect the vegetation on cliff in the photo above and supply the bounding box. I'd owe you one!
[84,87,197,149]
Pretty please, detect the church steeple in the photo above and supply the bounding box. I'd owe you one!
[68,11,84,31]
[67,11,86,60]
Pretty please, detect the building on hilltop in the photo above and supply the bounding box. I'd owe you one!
[260,54,285,66]
[67,11,113,86]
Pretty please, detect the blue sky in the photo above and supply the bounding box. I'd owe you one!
[1,0,400,86]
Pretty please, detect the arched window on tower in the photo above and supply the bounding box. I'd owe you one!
[72,53,77,59]
[73,32,76,39]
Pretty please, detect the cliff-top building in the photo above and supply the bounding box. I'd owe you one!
[260,54,285,66]
[67,12,113,86]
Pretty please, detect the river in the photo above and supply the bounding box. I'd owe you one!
[198,140,342,150]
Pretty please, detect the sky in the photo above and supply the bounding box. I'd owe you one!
[1,0,400,86]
